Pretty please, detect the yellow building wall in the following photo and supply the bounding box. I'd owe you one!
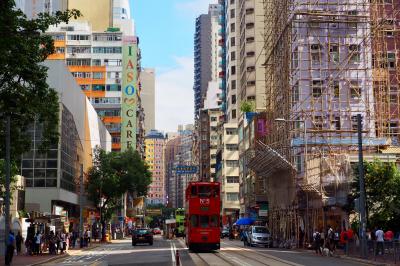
[68,0,112,31]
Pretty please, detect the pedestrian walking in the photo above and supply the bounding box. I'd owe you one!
[16,231,23,255]
[34,231,41,255]
[313,229,322,255]
[326,225,334,255]
[375,227,384,255]
[5,231,16,266]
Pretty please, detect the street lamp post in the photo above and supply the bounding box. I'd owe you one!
[275,118,308,245]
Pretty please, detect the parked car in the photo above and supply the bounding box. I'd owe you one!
[152,227,161,235]
[221,227,230,238]
[132,228,153,246]
[246,226,272,247]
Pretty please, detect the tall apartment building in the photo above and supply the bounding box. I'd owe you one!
[236,0,267,217]
[141,68,156,133]
[145,130,165,205]
[164,126,195,208]
[164,136,181,208]
[194,13,212,118]
[224,0,238,123]
[45,21,145,154]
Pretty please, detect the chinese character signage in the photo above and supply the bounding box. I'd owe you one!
[174,165,198,174]
[121,36,138,151]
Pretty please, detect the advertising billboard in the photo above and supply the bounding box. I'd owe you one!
[121,36,138,151]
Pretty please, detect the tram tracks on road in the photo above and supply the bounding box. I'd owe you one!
[221,241,302,266]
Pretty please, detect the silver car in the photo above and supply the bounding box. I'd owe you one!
[246,226,272,247]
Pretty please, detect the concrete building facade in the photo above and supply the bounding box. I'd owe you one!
[141,68,156,133]
[21,60,111,222]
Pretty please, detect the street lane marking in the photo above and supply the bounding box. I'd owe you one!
[171,240,176,266]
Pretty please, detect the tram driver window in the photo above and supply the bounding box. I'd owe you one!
[191,186,197,197]
[190,215,198,227]
[198,186,211,197]
[200,216,209,228]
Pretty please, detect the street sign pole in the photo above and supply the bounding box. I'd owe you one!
[4,116,11,255]
[357,114,367,259]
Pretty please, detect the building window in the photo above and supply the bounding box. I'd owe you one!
[390,94,397,103]
[349,44,360,63]
[226,144,238,151]
[333,81,340,98]
[292,82,299,103]
[231,51,236,61]
[230,37,235,47]
[387,52,396,69]
[227,176,239,183]
[332,116,341,130]
[293,47,299,69]
[226,160,238,167]
[310,44,322,63]
[312,80,323,98]
[246,51,255,57]
[93,72,104,79]
[231,94,236,104]
[246,23,254,29]
[314,116,323,129]
[226,128,237,135]
[231,109,237,119]
[227,192,239,201]
[231,66,236,75]
[329,43,339,63]
[230,9,235,18]
[350,80,361,99]
[246,37,254,43]
[351,115,362,130]
[231,80,236,90]
[231,23,235,32]
[246,8,254,15]
[67,34,90,41]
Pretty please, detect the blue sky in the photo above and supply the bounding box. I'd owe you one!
[130,0,215,132]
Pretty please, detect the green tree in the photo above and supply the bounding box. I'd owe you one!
[0,0,81,159]
[86,148,152,226]
[351,160,400,230]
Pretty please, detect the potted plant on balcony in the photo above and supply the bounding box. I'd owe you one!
[240,100,256,122]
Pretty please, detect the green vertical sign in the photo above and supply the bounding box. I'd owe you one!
[121,36,138,151]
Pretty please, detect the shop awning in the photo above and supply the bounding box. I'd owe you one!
[246,141,296,178]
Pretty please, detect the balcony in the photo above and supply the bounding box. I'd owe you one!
[218,71,225,78]
[218,28,225,36]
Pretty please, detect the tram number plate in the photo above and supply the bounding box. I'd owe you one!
[200,206,209,211]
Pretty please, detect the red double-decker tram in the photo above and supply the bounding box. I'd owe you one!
[185,182,220,251]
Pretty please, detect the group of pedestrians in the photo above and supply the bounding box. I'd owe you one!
[313,225,342,256]
[312,225,398,257]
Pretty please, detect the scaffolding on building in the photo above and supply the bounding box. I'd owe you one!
[258,0,400,246]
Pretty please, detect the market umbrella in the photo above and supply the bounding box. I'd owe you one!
[234,218,255,226]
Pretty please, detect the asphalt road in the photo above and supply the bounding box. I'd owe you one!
[42,235,368,266]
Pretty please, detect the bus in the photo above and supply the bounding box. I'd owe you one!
[175,208,185,237]
[185,182,220,251]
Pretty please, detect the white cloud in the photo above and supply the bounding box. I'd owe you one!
[155,56,194,132]
[175,0,217,19]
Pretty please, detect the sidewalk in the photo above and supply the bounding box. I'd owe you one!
[1,241,108,266]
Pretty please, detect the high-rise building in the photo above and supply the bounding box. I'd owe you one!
[145,130,166,205]
[141,68,156,133]
[164,125,195,208]
[194,13,212,118]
